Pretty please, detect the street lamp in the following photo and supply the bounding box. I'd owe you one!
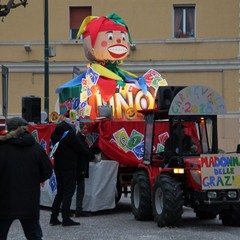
[44,0,49,120]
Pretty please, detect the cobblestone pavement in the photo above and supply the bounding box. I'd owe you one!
[8,197,134,240]
[7,197,240,240]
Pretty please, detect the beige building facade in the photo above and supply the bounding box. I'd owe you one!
[0,0,240,151]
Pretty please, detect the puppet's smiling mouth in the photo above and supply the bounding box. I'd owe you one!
[108,44,128,58]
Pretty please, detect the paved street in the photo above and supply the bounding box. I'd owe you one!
[7,196,240,240]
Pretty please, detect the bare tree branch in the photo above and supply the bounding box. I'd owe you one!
[0,0,28,18]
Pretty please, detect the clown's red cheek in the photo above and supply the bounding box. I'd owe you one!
[101,41,108,47]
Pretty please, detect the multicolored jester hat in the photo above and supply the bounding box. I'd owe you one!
[56,13,167,120]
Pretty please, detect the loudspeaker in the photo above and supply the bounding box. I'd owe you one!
[22,96,41,123]
[156,86,186,110]
[237,144,240,153]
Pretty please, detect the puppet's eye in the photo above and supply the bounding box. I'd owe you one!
[107,32,114,40]
[121,32,126,41]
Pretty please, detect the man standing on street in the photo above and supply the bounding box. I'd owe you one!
[75,122,95,217]
[0,117,53,240]
[49,119,83,226]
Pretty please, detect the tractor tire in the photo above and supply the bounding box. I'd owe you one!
[152,174,184,227]
[221,204,240,226]
[131,170,153,221]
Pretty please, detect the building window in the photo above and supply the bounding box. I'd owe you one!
[174,5,195,38]
[69,6,92,40]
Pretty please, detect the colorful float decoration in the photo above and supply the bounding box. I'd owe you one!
[56,13,167,121]
[168,85,226,115]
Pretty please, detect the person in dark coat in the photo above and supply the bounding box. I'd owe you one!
[164,123,198,158]
[50,119,92,226]
[75,122,95,217]
[0,117,53,240]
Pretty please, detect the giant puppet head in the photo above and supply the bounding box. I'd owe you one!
[76,13,132,62]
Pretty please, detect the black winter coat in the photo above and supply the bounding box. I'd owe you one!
[0,132,52,220]
[50,121,82,172]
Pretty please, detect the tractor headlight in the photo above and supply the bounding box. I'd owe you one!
[173,168,184,174]
[227,191,237,199]
[207,191,217,199]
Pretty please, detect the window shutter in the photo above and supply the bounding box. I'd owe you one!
[70,7,91,29]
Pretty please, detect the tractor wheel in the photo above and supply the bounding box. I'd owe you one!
[131,170,153,221]
[152,174,184,227]
[221,204,240,226]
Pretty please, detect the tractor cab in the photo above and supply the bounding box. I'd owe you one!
[165,114,219,167]
[140,109,220,166]
[168,115,218,155]
[139,85,226,167]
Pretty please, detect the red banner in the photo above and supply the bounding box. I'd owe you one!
[29,124,56,155]
[97,120,169,166]
[28,121,198,167]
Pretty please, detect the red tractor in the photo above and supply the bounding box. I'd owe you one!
[130,85,240,227]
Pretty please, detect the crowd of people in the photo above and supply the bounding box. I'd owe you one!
[0,116,96,239]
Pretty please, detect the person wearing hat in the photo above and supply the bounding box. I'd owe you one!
[164,123,198,158]
[0,117,53,240]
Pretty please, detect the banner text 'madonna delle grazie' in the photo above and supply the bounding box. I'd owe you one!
[201,154,240,190]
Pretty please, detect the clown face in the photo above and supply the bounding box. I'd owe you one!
[92,30,130,61]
